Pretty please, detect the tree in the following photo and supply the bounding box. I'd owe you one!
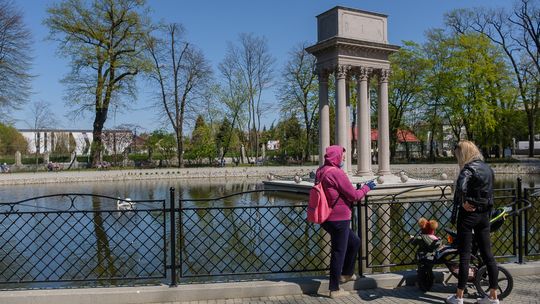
[445,0,540,156]
[0,0,32,120]
[45,0,151,166]
[145,129,175,165]
[276,115,304,162]
[185,115,216,164]
[277,42,318,161]
[0,123,27,155]
[388,41,430,161]
[222,33,274,161]
[218,54,249,162]
[145,23,212,168]
[28,100,57,165]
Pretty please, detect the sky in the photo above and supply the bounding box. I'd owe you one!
[12,0,514,134]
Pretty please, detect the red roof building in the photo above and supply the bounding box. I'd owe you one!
[350,128,420,143]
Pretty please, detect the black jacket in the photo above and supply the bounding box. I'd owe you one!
[450,160,494,224]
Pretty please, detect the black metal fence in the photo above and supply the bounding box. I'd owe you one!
[0,179,538,288]
[0,194,166,285]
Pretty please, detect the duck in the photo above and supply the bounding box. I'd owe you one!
[117,198,135,210]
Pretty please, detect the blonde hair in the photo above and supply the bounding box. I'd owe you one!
[454,140,484,169]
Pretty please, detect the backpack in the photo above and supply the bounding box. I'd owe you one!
[307,167,337,224]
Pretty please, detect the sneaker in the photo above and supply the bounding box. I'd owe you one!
[340,274,357,283]
[445,295,464,304]
[329,288,349,298]
[476,296,499,304]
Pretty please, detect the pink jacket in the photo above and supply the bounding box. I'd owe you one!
[315,145,370,221]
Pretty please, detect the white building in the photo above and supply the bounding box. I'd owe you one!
[18,129,133,155]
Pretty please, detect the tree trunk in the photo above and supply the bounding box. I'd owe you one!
[90,110,106,167]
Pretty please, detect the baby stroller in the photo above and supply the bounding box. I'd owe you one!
[415,200,531,299]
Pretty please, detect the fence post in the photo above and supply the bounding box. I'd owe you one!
[524,187,529,259]
[516,177,523,264]
[169,187,177,287]
[357,199,362,277]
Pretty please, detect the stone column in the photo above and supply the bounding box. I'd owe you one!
[356,67,372,175]
[15,151,22,166]
[44,152,50,165]
[377,69,391,175]
[318,70,330,165]
[345,77,352,173]
[335,65,349,171]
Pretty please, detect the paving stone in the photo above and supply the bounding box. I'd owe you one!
[166,275,540,304]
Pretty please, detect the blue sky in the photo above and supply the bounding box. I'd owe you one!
[13,0,513,133]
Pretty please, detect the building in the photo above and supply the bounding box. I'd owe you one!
[18,129,134,155]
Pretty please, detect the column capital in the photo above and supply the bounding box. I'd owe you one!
[358,66,372,81]
[379,69,391,83]
[335,65,350,79]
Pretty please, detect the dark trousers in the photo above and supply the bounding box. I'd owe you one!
[456,210,498,289]
[321,220,360,291]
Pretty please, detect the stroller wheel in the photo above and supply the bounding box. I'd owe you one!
[474,265,513,299]
[417,265,434,292]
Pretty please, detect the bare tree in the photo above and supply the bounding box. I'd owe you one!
[277,42,318,161]
[0,0,32,119]
[45,0,151,166]
[446,0,540,156]
[145,23,212,167]
[27,100,57,166]
[218,56,249,163]
[222,33,274,161]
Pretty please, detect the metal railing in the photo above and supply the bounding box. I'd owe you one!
[0,178,537,288]
[0,194,167,285]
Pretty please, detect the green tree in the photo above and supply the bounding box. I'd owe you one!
[388,41,430,161]
[443,33,509,153]
[445,1,540,156]
[186,115,216,164]
[276,116,305,163]
[145,130,175,165]
[0,123,28,155]
[45,0,151,167]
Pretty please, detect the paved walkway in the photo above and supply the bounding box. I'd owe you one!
[169,275,540,304]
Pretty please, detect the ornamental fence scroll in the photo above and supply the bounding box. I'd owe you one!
[0,179,537,289]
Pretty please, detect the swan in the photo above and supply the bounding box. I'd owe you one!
[117,198,135,210]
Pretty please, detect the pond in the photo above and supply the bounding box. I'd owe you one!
[1,174,538,203]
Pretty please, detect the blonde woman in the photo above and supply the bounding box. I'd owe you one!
[446,141,499,304]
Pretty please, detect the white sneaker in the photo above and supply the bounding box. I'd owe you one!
[476,296,499,304]
[445,295,464,304]
[340,274,357,283]
[329,288,349,298]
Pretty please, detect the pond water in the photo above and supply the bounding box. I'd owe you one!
[1,174,538,203]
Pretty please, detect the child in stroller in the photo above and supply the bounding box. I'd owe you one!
[410,217,443,291]
[412,203,529,299]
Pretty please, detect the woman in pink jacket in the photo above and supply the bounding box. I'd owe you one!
[316,145,376,298]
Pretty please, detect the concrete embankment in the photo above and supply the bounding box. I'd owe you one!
[0,162,537,186]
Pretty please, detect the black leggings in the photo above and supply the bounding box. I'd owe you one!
[456,209,498,289]
[321,220,360,291]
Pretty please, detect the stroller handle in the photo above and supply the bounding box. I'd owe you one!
[504,198,533,216]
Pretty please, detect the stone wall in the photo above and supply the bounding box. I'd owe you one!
[0,163,537,186]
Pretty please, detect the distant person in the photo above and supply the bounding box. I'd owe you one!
[446,140,499,304]
[0,163,9,173]
[315,145,376,298]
